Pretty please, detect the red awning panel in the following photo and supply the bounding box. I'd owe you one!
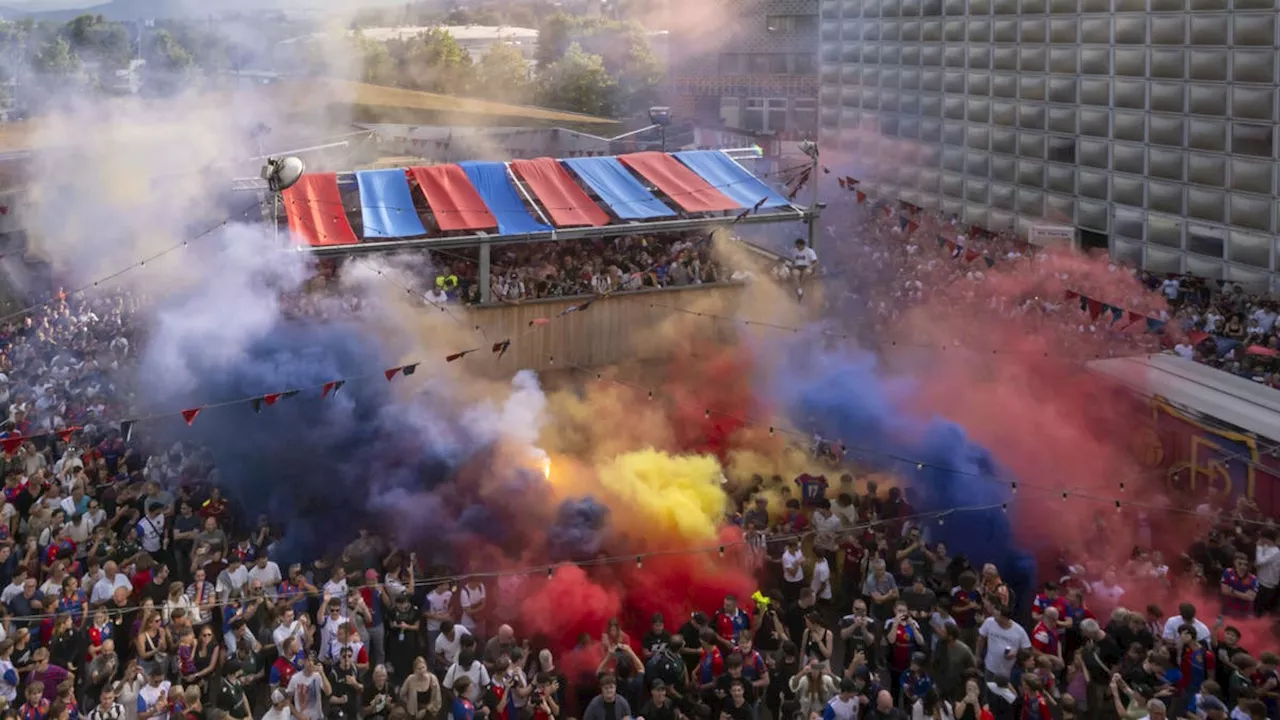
[617,152,741,213]
[281,173,359,247]
[408,165,498,232]
[510,157,610,227]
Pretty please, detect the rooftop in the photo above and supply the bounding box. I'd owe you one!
[279,24,540,45]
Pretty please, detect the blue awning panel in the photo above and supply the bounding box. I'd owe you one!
[672,150,791,210]
[355,169,427,238]
[457,161,551,236]
[562,156,676,220]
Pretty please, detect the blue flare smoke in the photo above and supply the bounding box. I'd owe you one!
[136,319,526,565]
[547,497,610,561]
[774,351,1035,605]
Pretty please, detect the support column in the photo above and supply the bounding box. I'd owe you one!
[479,242,492,304]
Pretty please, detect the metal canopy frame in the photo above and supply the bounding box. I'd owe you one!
[293,209,814,257]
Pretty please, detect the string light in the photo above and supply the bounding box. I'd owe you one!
[635,556,644,569]
[546,567,554,579]
[647,391,654,400]
[1011,481,1018,494]
[705,409,711,419]
[1119,481,1126,493]
[1001,503,1008,513]
[718,546,725,558]
[1062,492,1068,501]
[1115,500,1123,512]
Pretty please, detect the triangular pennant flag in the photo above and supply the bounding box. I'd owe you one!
[821,166,830,174]
[384,367,402,381]
[1189,330,1211,346]
[838,177,847,189]
[401,363,419,376]
[1064,290,1079,301]
[119,420,135,442]
[492,339,511,359]
[250,398,264,414]
[732,207,751,223]
[56,427,78,443]
[263,393,283,407]
[1146,318,1167,334]
[751,197,767,213]
[882,205,893,218]
[321,380,345,399]
[1086,299,1103,320]
[983,255,996,268]
[1121,311,1145,331]
[963,249,981,263]
[856,191,867,204]
[906,221,920,234]
[559,300,593,316]
[1109,305,1125,324]
[529,318,551,327]
[898,215,910,231]
[282,390,300,400]
[0,436,22,456]
[845,176,859,187]
[181,408,201,426]
[936,235,946,248]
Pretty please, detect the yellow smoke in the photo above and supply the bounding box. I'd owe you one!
[596,449,728,543]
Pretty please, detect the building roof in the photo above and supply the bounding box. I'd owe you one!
[1086,353,1280,441]
[279,25,540,45]
[0,79,615,155]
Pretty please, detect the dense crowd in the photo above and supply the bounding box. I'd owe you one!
[418,233,733,306]
[0,202,1278,720]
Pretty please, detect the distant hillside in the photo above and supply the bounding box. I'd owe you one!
[7,0,420,20]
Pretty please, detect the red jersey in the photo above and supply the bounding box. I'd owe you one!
[1021,692,1052,720]
[1030,622,1059,657]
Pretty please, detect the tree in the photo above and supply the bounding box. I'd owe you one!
[32,36,79,77]
[62,14,131,70]
[534,12,576,69]
[475,42,531,104]
[387,28,473,94]
[538,43,616,117]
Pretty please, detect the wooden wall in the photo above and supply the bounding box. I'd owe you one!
[471,283,748,374]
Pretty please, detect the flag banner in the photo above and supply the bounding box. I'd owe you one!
[384,367,402,381]
[322,380,345,399]
[181,408,201,426]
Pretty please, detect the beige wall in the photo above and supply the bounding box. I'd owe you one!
[473,283,748,374]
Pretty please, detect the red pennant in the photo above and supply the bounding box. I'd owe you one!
[1188,330,1211,347]
[1085,299,1103,320]
[1247,345,1278,357]
[0,436,21,456]
[906,221,920,234]
[263,393,283,407]
[528,318,551,327]
[181,408,201,426]
[1123,311,1145,330]
[838,178,846,189]
[322,381,337,398]
[856,191,867,204]
[56,427,78,443]
[445,351,472,362]
[882,205,893,218]
[1064,290,1079,301]
[963,249,981,263]
[384,367,401,381]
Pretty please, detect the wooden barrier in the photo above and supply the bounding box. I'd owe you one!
[471,283,749,374]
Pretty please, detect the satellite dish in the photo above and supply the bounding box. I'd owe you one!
[261,156,306,192]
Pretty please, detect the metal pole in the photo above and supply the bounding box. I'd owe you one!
[805,147,819,250]
[272,192,280,245]
[479,242,492,303]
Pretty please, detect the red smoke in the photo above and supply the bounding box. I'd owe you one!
[662,345,759,459]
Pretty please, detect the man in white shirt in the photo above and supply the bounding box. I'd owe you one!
[136,667,172,720]
[136,503,165,557]
[1160,603,1212,644]
[781,539,806,601]
[1255,531,1280,614]
[91,562,133,607]
[789,238,819,300]
[288,654,330,720]
[248,554,283,598]
[434,620,471,669]
[977,605,1031,679]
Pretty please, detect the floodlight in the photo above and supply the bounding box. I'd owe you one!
[649,106,671,127]
[261,156,306,192]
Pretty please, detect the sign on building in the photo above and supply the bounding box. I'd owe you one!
[1029,224,1077,250]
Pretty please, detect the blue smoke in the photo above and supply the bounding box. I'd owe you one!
[773,350,1035,606]
[135,317,530,565]
[547,497,610,561]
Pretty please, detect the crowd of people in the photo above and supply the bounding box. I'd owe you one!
[1,188,1279,720]
[417,233,735,306]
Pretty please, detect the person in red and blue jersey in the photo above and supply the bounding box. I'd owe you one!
[1030,607,1061,661]
[794,474,829,508]
[449,676,487,720]
[1021,675,1053,720]
[1221,554,1259,619]
[1032,582,1068,626]
[713,595,752,646]
[695,628,725,701]
[1177,624,1215,698]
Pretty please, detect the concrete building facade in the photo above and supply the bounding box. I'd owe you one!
[818,0,1280,287]
[671,0,820,138]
